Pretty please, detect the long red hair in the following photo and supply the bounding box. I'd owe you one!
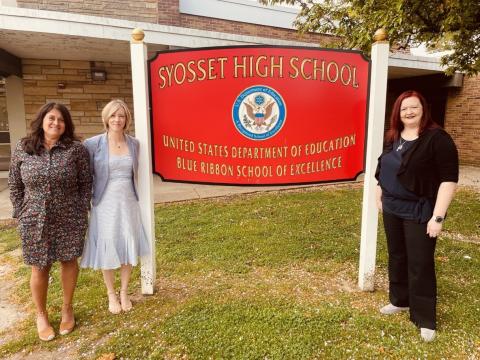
[386,90,439,143]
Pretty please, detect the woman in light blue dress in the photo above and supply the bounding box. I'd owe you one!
[81,99,149,313]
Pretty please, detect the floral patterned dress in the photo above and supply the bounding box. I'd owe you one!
[8,140,92,268]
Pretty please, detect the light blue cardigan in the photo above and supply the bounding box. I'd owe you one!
[84,133,139,206]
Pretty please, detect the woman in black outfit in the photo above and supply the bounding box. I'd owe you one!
[375,90,458,342]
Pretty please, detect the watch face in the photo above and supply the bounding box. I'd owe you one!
[435,216,444,223]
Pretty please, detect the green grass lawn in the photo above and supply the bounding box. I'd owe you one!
[0,186,479,359]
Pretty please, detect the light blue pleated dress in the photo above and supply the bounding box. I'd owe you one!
[81,154,149,270]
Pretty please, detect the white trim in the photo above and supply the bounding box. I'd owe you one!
[130,40,156,295]
[179,0,298,30]
[358,41,389,291]
[389,53,443,71]
[0,0,17,7]
[0,6,447,75]
[0,5,313,48]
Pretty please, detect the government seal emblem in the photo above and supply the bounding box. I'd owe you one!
[232,85,286,140]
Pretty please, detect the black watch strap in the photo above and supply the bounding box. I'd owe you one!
[434,216,444,223]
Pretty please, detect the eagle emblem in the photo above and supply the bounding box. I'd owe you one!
[232,85,286,141]
[243,95,276,128]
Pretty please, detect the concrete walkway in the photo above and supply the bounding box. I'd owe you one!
[1,166,479,223]
[0,173,351,223]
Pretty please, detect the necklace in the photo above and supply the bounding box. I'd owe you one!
[108,136,124,149]
[396,138,408,151]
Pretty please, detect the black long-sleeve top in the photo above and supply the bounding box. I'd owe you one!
[375,127,459,201]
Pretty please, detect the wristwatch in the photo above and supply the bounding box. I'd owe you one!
[434,216,444,223]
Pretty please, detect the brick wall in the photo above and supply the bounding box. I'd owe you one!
[18,0,332,45]
[158,0,333,45]
[22,59,133,140]
[17,0,158,23]
[444,75,480,165]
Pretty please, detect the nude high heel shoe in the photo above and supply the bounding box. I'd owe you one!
[37,312,55,341]
[59,303,75,335]
[120,289,132,312]
[107,292,122,314]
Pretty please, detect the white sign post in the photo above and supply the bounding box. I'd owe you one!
[358,30,390,291]
[130,28,156,294]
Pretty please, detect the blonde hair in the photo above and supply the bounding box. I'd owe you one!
[101,99,132,132]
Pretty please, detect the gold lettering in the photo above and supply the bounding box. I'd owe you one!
[340,64,352,86]
[256,55,268,78]
[176,157,198,172]
[174,63,186,85]
[289,156,342,175]
[230,146,288,159]
[197,59,207,81]
[218,57,228,79]
[249,56,254,77]
[164,65,174,87]
[234,56,247,78]
[208,58,217,80]
[289,57,299,78]
[312,59,325,81]
[304,134,357,155]
[327,61,339,83]
[300,58,312,80]
[271,56,283,78]
[163,135,195,152]
[346,134,356,146]
[236,165,273,178]
[352,66,359,88]
[158,67,167,88]
[187,60,196,83]
[201,162,234,176]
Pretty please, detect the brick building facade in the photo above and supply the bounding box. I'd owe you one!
[444,76,480,165]
[1,0,479,165]
[21,59,133,139]
[17,0,159,23]
[17,0,333,44]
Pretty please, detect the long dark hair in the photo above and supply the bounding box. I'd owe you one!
[385,90,439,143]
[22,102,79,155]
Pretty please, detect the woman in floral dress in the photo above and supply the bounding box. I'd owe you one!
[8,102,92,341]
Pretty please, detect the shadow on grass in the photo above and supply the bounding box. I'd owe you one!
[0,187,479,359]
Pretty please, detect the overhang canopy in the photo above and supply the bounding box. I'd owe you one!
[389,53,445,79]
[0,6,453,81]
[0,6,310,63]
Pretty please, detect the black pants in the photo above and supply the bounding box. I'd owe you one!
[382,211,437,330]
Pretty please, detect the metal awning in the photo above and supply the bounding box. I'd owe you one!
[0,5,451,80]
[389,53,444,79]
[0,6,311,63]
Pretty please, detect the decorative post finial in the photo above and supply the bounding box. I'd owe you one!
[131,28,145,43]
[373,28,388,42]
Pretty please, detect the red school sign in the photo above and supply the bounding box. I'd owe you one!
[149,46,370,185]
